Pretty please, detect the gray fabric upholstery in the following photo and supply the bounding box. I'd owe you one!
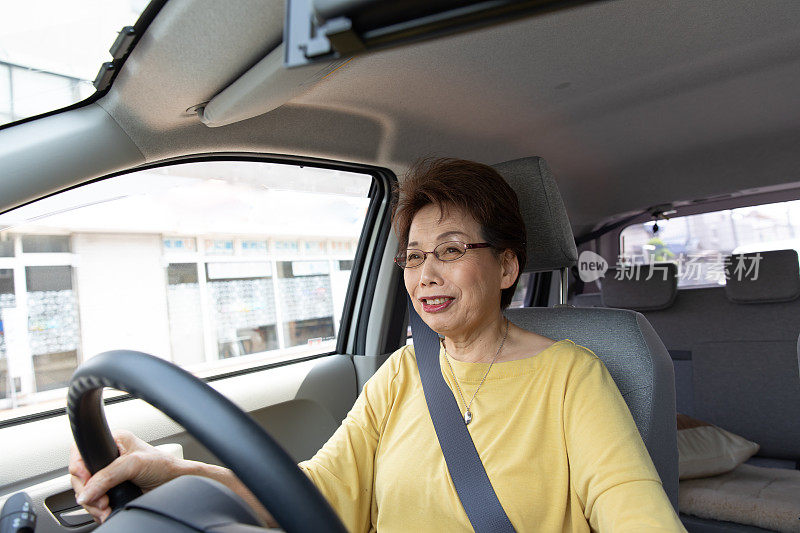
[679,513,776,533]
[630,286,800,353]
[492,157,578,272]
[745,456,797,469]
[593,282,800,457]
[569,256,800,531]
[504,306,679,511]
[493,156,679,511]
[601,263,678,311]
[672,359,694,416]
[724,249,800,304]
[572,292,602,307]
[692,340,800,459]
[630,286,800,460]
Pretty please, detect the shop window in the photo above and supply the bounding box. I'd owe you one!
[283,317,335,348]
[208,276,277,359]
[0,236,13,257]
[220,325,279,359]
[33,351,78,392]
[21,235,71,253]
[25,266,79,391]
[26,265,72,291]
[0,356,6,400]
[168,263,199,284]
[166,264,204,367]
[0,270,14,400]
[277,260,335,347]
[0,269,13,294]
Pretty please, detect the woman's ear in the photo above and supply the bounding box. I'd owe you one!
[499,249,520,290]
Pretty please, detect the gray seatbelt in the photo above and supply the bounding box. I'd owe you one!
[408,296,517,532]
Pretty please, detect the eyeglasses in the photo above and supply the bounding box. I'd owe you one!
[394,241,492,269]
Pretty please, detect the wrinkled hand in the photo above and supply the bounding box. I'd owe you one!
[69,429,185,524]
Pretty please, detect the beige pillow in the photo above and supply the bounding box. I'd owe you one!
[677,414,760,480]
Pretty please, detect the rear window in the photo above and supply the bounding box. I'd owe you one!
[0,160,372,421]
[620,199,800,288]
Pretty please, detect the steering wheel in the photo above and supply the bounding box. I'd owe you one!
[67,349,347,532]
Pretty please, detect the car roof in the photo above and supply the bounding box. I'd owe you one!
[5,0,800,236]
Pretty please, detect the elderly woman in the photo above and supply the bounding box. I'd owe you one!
[70,158,685,532]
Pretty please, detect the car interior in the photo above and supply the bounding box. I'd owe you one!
[1,1,799,532]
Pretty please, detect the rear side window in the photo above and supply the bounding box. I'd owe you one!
[0,160,372,420]
[620,199,800,288]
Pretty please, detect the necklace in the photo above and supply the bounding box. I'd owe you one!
[442,317,509,426]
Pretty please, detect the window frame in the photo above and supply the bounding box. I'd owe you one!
[0,152,397,428]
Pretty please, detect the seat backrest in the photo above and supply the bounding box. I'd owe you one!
[571,292,602,308]
[599,264,694,416]
[504,306,679,508]
[493,157,679,511]
[595,249,800,461]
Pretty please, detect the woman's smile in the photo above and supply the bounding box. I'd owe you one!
[420,296,455,313]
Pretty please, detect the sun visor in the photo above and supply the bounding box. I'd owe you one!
[200,43,349,127]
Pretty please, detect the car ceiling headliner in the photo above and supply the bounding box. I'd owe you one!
[97,0,800,235]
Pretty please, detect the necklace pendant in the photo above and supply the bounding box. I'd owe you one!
[464,410,473,425]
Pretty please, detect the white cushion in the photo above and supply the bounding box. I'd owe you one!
[677,414,760,480]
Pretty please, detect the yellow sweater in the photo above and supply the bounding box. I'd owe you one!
[299,339,686,532]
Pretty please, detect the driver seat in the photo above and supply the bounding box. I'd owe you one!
[494,157,679,511]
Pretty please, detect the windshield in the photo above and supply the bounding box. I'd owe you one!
[0,0,150,127]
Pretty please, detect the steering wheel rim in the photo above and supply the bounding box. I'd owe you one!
[67,349,347,533]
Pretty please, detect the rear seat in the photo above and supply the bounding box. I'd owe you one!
[577,250,800,531]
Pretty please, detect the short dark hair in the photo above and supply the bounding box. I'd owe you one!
[392,157,527,309]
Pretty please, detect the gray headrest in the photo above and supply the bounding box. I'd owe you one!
[492,157,577,272]
[601,263,678,311]
[724,249,800,304]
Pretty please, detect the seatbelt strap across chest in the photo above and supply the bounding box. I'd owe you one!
[408,296,517,533]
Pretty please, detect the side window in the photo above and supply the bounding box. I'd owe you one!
[0,161,373,419]
[620,199,800,288]
[507,272,532,308]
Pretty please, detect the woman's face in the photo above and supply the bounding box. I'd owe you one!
[404,204,518,338]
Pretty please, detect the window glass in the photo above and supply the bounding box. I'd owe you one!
[0,161,372,420]
[0,270,13,295]
[0,1,151,126]
[0,236,14,257]
[26,264,81,394]
[166,263,204,366]
[508,272,532,308]
[620,199,800,288]
[277,261,336,347]
[21,235,71,253]
[0,269,14,400]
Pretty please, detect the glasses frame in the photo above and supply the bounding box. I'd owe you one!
[394,241,492,269]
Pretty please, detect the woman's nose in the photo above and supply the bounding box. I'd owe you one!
[418,254,443,285]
